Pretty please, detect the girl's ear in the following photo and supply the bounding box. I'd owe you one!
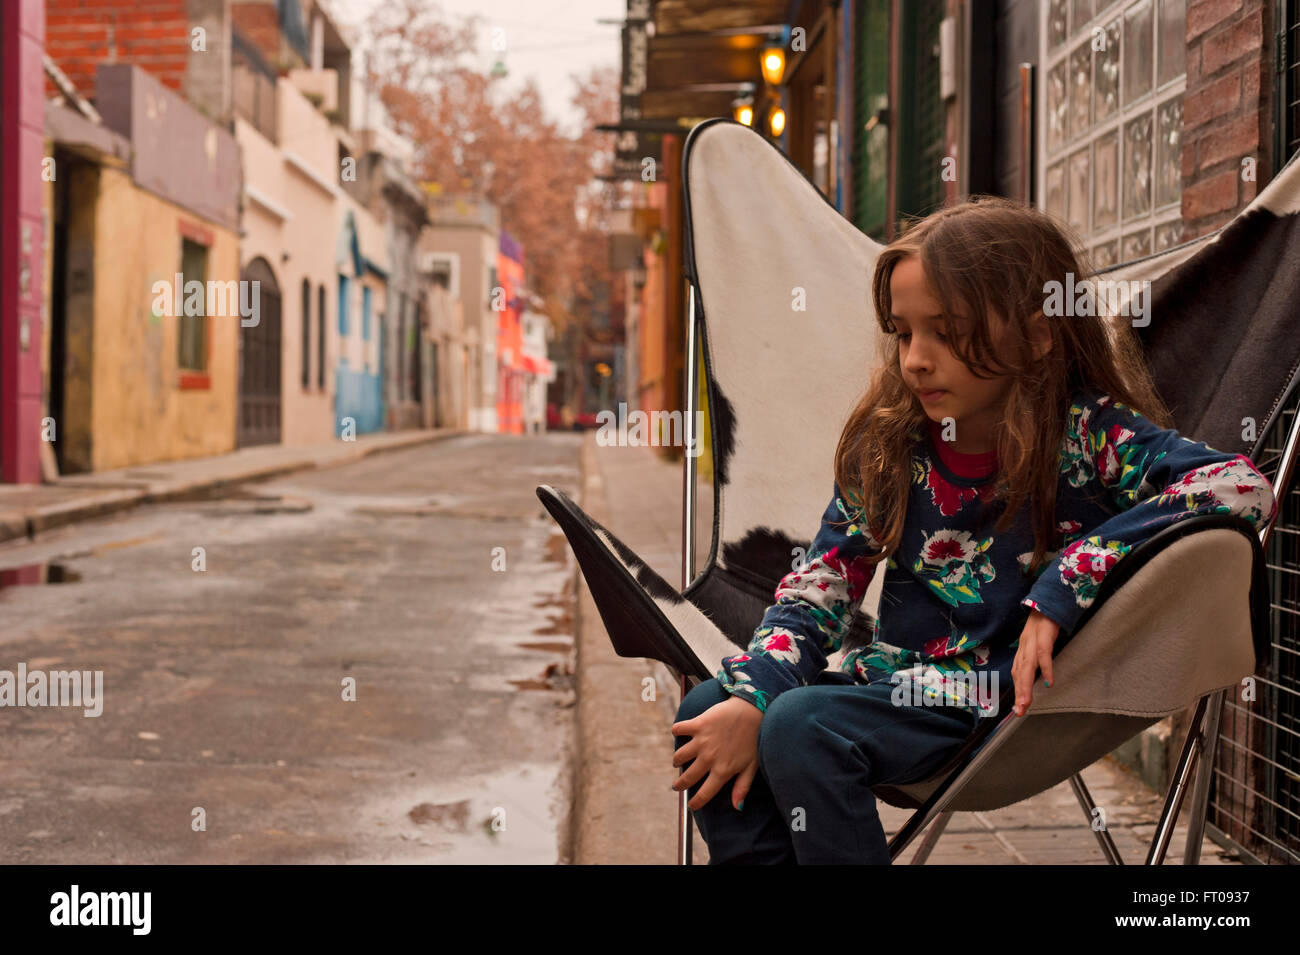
[1028,309,1052,361]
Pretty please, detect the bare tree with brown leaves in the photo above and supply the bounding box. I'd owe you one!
[360,0,620,337]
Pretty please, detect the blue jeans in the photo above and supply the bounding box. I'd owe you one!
[673,673,979,864]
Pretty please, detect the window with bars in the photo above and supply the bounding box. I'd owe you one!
[396,292,407,402]
[317,285,326,390]
[178,238,208,372]
[1039,0,1187,265]
[301,278,311,390]
[852,0,890,239]
[898,0,946,222]
[362,285,372,344]
[338,274,351,338]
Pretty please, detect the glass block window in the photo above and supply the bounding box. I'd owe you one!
[1040,0,1187,267]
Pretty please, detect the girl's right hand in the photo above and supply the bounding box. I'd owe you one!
[670,695,764,812]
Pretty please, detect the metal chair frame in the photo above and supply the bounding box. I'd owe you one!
[674,283,1300,867]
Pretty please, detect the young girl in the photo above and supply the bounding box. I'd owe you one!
[670,195,1278,865]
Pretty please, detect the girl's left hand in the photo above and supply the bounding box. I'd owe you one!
[1011,609,1062,717]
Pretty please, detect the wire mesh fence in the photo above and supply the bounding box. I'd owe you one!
[1209,390,1300,864]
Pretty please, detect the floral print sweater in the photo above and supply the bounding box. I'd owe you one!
[717,389,1277,718]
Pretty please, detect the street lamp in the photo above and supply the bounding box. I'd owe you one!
[732,97,754,126]
[761,46,785,86]
[768,106,786,138]
[759,37,787,144]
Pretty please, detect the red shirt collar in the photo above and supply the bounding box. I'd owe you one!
[927,418,998,478]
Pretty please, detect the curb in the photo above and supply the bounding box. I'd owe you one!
[569,433,685,864]
[140,431,465,504]
[26,488,148,538]
[0,430,468,545]
[568,432,601,863]
[1109,717,1173,792]
[0,512,28,542]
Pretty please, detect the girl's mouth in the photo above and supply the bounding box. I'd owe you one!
[918,389,947,403]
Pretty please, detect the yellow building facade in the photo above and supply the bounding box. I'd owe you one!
[43,65,243,473]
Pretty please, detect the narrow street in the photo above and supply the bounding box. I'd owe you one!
[0,434,582,863]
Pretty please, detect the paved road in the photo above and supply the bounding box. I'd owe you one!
[0,433,582,863]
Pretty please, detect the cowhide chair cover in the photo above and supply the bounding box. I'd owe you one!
[537,119,1300,814]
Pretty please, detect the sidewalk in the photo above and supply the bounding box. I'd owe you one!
[572,431,1241,865]
[0,429,467,544]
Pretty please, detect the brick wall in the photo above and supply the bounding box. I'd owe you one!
[1182,0,1274,236]
[232,1,288,70]
[1172,0,1275,807]
[46,0,191,100]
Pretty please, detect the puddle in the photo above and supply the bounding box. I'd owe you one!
[198,493,314,516]
[0,562,82,591]
[91,533,164,555]
[408,800,471,831]
[531,617,573,638]
[516,465,580,477]
[353,762,566,863]
[0,535,161,595]
[543,533,569,565]
[222,487,282,499]
[516,640,572,653]
[508,660,574,692]
[351,494,476,519]
[355,504,518,522]
[531,590,573,637]
[353,504,442,518]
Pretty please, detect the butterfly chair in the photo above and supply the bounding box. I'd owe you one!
[538,119,1300,865]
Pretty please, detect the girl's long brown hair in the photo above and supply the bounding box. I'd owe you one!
[834,195,1171,578]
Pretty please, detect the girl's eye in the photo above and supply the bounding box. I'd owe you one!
[897,332,911,343]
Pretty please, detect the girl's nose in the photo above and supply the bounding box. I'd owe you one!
[904,344,934,373]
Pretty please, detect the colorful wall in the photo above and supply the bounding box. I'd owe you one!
[334,207,386,436]
[496,231,526,435]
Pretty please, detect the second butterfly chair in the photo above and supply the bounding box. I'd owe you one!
[538,119,1300,864]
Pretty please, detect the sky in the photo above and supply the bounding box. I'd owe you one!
[331,0,626,136]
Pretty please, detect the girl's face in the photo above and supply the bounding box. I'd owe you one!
[889,254,1014,454]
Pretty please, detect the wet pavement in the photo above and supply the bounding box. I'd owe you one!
[0,433,581,863]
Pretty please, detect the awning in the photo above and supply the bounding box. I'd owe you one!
[607,1,789,178]
[644,2,788,122]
